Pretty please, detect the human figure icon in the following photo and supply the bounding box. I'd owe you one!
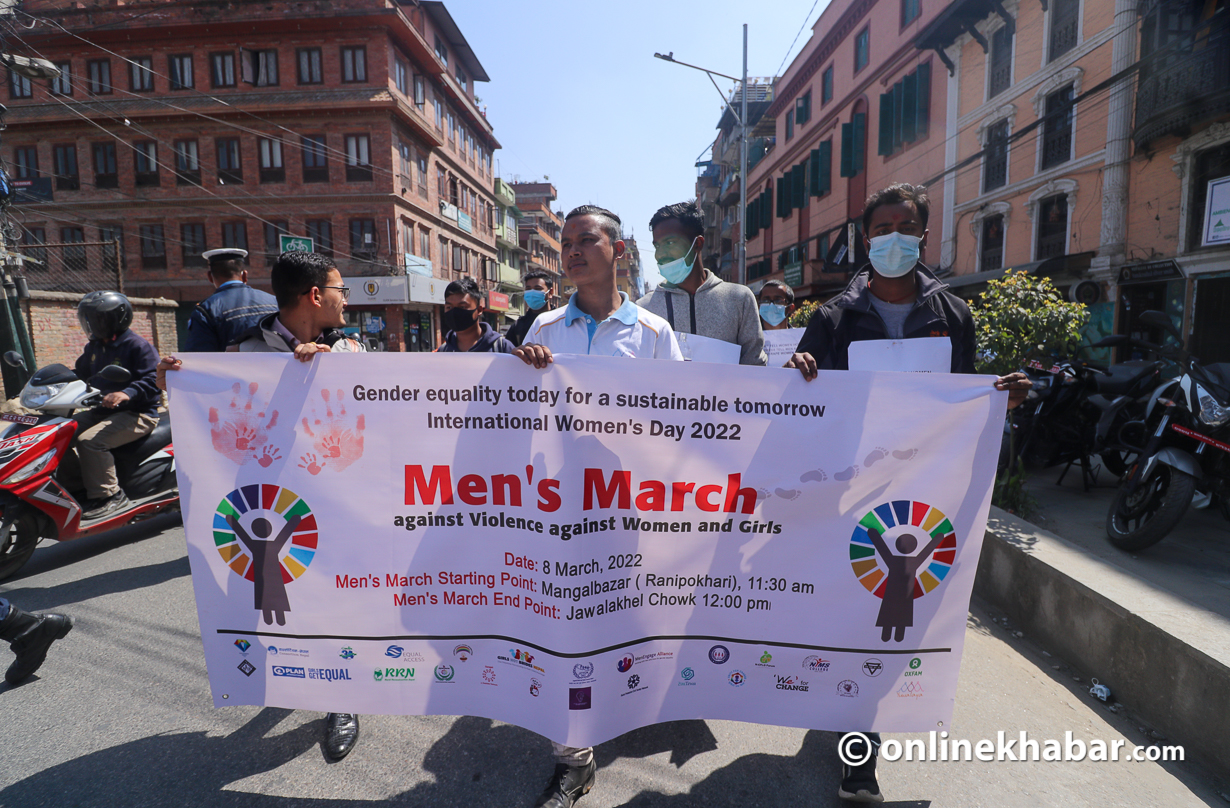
[226,513,302,625]
[866,526,945,642]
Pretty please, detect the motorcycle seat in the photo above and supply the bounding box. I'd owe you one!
[112,410,172,477]
[1094,361,1157,395]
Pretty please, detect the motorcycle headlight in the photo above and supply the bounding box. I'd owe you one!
[1,448,57,485]
[20,383,66,409]
[1198,394,1230,427]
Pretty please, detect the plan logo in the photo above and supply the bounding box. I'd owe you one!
[617,654,634,673]
[569,686,592,710]
[237,660,256,677]
[272,665,306,678]
[708,645,730,665]
[862,658,883,677]
[803,655,831,672]
[728,670,746,687]
[837,680,859,697]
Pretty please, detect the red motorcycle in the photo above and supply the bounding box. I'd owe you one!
[0,352,178,581]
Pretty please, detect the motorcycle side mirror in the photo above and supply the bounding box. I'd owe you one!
[96,365,131,384]
[2,350,25,370]
[1139,310,1182,341]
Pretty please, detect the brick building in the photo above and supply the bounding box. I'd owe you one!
[4,0,502,352]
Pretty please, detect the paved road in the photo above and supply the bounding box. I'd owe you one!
[0,516,1223,807]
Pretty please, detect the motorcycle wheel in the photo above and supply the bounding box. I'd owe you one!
[0,512,41,582]
[1106,463,1196,552]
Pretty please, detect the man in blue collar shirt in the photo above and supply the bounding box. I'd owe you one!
[513,206,680,808]
[184,249,278,351]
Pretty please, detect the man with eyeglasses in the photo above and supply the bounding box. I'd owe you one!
[757,280,797,331]
[156,250,364,761]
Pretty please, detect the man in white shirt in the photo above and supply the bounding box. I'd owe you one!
[513,206,681,807]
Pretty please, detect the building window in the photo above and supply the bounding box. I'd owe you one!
[50,63,72,96]
[822,66,834,105]
[216,138,243,184]
[413,74,425,106]
[306,219,333,256]
[350,219,377,260]
[258,137,284,183]
[297,48,322,84]
[434,98,445,131]
[983,120,1009,191]
[395,58,409,95]
[133,141,158,186]
[417,151,428,197]
[86,59,112,94]
[1036,195,1068,259]
[99,225,123,273]
[174,140,200,185]
[61,227,87,273]
[988,25,1013,99]
[10,73,31,99]
[435,35,448,66]
[130,56,154,91]
[210,52,235,88]
[92,142,117,188]
[855,27,870,72]
[302,135,328,182]
[876,62,932,157]
[795,90,812,126]
[345,134,372,182]
[169,54,194,90]
[139,224,166,269]
[341,46,366,83]
[245,49,278,86]
[840,110,868,177]
[222,221,248,251]
[981,215,1004,271]
[456,65,467,92]
[420,229,430,260]
[53,144,78,190]
[181,223,206,262]
[902,0,921,26]
[263,221,288,265]
[13,146,38,179]
[1049,0,1080,62]
[785,112,794,141]
[22,228,47,271]
[1040,84,1074,169]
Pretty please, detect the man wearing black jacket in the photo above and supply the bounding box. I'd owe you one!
[505,270,556,347]
[72,291,161,521]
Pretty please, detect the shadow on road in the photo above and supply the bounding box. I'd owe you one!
[7,511,184,582]
[0,555,190,613]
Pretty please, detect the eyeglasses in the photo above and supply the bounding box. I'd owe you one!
[321,285,351,301]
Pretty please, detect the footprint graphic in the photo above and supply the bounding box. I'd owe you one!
[864,447,889,467]
[834,465,860,482]
[800,469,828,484]
[756,487,772,501]
[774,488,802,500]
[892,448,918,461]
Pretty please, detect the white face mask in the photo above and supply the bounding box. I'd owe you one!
[657,237,699,286]
[867,232,922,278]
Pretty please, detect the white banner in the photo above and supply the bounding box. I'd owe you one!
[170,354,1004,747]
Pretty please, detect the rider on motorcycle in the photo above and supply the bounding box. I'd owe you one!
[71,291,161,520]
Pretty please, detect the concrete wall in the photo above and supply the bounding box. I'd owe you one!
[20,291,178,369]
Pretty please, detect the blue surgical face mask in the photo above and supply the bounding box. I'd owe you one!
[656,237,699,286]
[759,303,787,326]
[867,232,922,278]
[523,289,547,310]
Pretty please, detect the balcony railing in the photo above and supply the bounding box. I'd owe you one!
[1135,33,1230,147]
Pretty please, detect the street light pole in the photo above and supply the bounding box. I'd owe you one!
[654,26,750,286]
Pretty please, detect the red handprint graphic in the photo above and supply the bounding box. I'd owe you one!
[300,389,365,472]
[256,446,283,468]
[209,382,281,466]
[298,452,326,476]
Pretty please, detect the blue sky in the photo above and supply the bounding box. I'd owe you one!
[453,1,831,291]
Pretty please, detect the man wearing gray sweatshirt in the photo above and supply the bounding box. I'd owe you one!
[638,202,767,366]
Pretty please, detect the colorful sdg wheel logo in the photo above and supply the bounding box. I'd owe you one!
[851,501,954,602]
[213,484,319,626]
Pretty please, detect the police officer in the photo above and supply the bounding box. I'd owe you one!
[184,249,277,351]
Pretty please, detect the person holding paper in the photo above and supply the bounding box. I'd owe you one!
[637,201,766,365]
[784,183,1030,407]
[514,205,681,808]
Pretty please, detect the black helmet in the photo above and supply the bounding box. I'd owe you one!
[78,291,133,341]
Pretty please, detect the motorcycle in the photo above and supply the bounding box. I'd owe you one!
[1005,336,1164,488]
[1106,310,1230,551]
[0,352,178,581]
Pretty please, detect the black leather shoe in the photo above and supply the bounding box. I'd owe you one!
[534,759,596,808]
[83,490,130,521]
[3,612,73,685]
[323,712,360,761]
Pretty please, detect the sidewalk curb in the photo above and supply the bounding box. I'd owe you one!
[974,506,1230,779]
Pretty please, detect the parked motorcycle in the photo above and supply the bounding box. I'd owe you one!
[1005,336,1163,488]
[1106,310,1230,551]
[0,352,178,581]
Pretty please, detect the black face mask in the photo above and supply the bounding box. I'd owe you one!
[443,307,477,333]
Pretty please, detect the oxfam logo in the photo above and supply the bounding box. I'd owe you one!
[849,500,957,643]
[213,485,317,626]
[910,658,921,670]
